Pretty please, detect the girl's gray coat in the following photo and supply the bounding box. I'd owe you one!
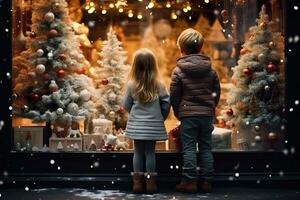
[123,81,170,141]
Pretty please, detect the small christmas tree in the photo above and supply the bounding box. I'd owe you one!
[218,6,285,146]
[194,15,211,37]
[96,27,130,130]
[13,0,98,126]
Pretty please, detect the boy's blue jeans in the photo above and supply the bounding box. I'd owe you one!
[180,116,214,182]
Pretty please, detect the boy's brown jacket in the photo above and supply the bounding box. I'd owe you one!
[170,54,221,119]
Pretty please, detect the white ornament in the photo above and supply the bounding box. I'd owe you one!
[47,51,54,59]
[264,85,270,91]
[36,64,46,73]
[80,89,91,101]
[56,108,64,115]
[36,49,44,57]
[67,102,79,115]
[108,92,117,102]
[49,80,58,92]
[45,12,55,23]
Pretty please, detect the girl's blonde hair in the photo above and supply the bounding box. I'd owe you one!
[129,48,161,103]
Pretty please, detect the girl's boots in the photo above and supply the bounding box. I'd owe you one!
[145,172,157,194]
[131,172,144,193]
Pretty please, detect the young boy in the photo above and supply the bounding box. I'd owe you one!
[170,28,221,193]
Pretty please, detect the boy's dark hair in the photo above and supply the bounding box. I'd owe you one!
[177,28,204,54]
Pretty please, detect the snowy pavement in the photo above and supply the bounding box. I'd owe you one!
[0,187,299,200]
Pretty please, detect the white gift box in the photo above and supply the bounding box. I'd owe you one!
[13,126,49,150]
[49,137,82,152]
[212,127,232,149]
[82,133,104,151]
[92,118,113,134]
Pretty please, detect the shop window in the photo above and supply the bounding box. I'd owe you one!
[11,0,286,152]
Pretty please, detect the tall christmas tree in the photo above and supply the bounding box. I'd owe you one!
[141,23,169,85]
[12,0,98,125]
[96,27,130,130]
[218,6,284,147]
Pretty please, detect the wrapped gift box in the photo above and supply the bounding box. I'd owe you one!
[92,118,113,134]
[13,126,50,150]
[212,127,231,149]
[49,137,82,152]
[168,126,232,151]
[82,133,104,151]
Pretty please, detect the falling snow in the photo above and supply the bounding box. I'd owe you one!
[50,159,55,165]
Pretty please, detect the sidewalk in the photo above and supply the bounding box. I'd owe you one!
[1,187,299,200]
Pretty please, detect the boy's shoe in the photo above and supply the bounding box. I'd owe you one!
[145,172,158,194]
[199,180,212,193]
[131,172,144,194]
[175,181,198,193]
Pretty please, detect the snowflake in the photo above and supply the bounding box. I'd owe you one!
[295,100,299,105]
[50,159,55,165]
[294,6,299,11]
[25,186,29,191]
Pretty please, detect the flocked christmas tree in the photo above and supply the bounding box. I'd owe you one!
[13,0,98,126]
[96,27,130,130]
[218,6,285,148]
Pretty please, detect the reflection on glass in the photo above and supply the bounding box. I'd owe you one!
[12,0,285,152]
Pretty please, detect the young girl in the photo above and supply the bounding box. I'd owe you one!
[123,48,170,194]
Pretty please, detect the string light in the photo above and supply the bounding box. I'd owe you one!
[128,10,134,18]
[166,1,171,8]
[138,0,143,2]
[183,7,188,13]
[147,1,155,9]
[171,11,177,19]
[118,8,124,13]
[137,12,143,19]
[109,3,115,8]
[88,7,95,14]
[204,0,210,3]
[102,9,107,14]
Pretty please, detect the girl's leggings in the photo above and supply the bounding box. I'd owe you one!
[133,140,156,172]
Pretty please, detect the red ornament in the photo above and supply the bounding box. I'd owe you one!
[29,31,36,38]
[76,67,87,75]
[119,106,126,114]
[43,73,50,80]
[59,54,67,60]
[56,69,65,78]
[218,119,226,128]
[226,108,234,116]
[221,9,228,17]
[30,93,40,102]
[101,78,109,85]
[243,68,252,76]
[266,63,276,73]
[240,48,247,55]
[48,29,58,38]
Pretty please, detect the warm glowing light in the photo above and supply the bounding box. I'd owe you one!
[171,11,177,19]
[137,13,143,19]
[90,2,95,6]
[128,10,134,18]
[118,8,124,13]
[183,8,188,13]
[101,9,107,14]
[88,7,95,14]
[147,1,154,9]
[109,3,115,8]
[166,2,171,8]
[204,0,210,3]
[138,0,143,2]
[187,5,192,11]
[85,5,90,10]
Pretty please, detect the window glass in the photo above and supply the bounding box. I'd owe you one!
[12,0,286,152]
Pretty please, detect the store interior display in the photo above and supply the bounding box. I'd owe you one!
[11,0,286,152]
